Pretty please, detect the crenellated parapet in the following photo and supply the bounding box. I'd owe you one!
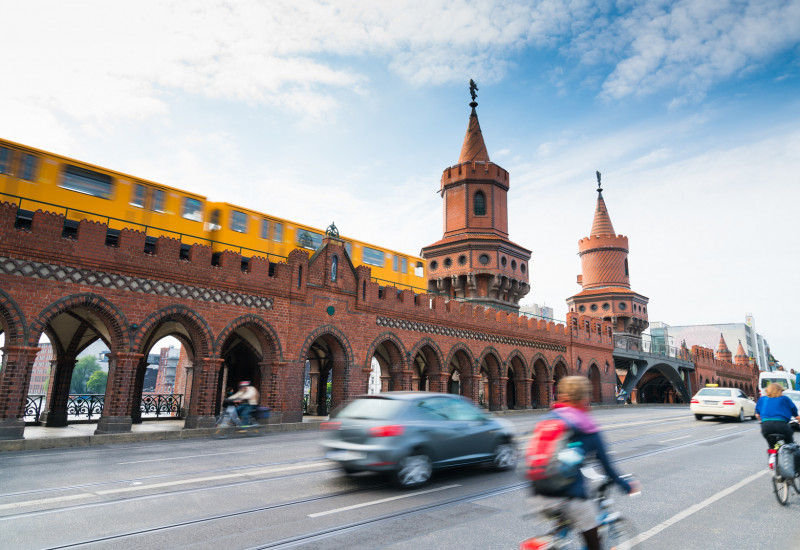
[690,344,759,388]
[440,160,509,191]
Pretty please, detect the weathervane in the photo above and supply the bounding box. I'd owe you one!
[325,221,339,238]
[469,79,478,114]
[596,171,602,193]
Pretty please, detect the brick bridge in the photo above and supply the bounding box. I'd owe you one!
[0,202,617,439]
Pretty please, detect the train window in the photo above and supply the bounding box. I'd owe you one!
[272,222,283,242]
[296,229,322,250]
[343,241,352,257]
[393,255,407,273]
[21,153,39,182]
[182,198,203,221]
[60,164,112,198]
[231,210,248,233]
[151,189,166,212]
[0,147,10,174]
[363,246,384,267]
[131,184,146,208]
[261,219,269,239]
[209,209,221,230]
[415,261,424,277]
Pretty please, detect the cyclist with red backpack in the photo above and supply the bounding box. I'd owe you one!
[525,376,640,550]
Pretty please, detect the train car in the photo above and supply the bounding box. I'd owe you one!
[0,138,427,289]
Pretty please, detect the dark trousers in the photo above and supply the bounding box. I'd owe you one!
[761,420,795,448]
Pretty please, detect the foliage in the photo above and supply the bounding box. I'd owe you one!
[86,370,108,394]
[70,355,101,394]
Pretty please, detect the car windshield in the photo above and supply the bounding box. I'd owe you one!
[334,397,407,420]
[784,392,800,405]
[761,378,790,389]
[696,388,732,397]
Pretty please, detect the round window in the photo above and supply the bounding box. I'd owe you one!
[602,303,610,310]
[579,305,586,312]
[444,257,452,268]
[619,303,627,310]
[511,260,517,270]
[501,257,507,267]
[520,263,526,273]
[479,254,490,265]
[430,261,438,271]
[458,254,467,266]
[590,304,598,311]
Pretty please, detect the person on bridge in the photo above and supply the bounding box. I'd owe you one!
[755,382,799,448]
[531,376,639,550]
[229,381,260,426]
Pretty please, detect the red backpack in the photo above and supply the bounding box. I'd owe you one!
[524,412,584,494]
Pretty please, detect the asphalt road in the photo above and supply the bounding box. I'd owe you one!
[2,406,798,550]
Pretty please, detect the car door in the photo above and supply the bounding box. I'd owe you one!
[435,397,496,465]
[738,389,755,416]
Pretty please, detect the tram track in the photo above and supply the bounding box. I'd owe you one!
[8,424,758,550]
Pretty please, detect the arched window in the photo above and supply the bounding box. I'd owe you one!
[331,255,338,282]
[474,191,486,216]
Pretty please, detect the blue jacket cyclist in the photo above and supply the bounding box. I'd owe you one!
[755,382,799,448]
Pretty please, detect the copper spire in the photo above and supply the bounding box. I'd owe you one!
[590,172,616,236]
[458,80,490,164]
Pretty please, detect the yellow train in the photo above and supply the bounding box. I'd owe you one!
[0,137,426,289]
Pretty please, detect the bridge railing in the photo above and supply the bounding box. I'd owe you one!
[614,334,682,359]
[24,393,184,423]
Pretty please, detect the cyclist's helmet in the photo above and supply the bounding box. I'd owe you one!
[239,381,250,387]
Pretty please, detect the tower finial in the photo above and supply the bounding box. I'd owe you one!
[596,170,602,193]
[469,79,478,115]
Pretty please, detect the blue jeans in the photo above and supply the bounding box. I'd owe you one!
[236,404,255,425]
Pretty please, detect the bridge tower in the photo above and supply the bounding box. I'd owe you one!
[421,83,531,309]
[567,175,649,338]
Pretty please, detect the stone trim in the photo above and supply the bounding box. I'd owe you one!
[0,257,273,310]
[376,316,566,352]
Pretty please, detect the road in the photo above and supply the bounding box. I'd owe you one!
[1,406,798,549]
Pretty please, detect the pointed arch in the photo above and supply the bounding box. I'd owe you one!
[0,287,27,344]
[28,293,128,351]
[134,305,213,359]
[215,314,283,361]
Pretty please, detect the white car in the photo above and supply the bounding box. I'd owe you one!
[690,386,756,422]
[783,390,800,409]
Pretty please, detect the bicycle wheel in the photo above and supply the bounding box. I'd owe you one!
[602,517,637,550]
[214,415,233,439]
[772,474,791,505]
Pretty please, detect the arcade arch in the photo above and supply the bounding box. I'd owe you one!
[302,329,352,417]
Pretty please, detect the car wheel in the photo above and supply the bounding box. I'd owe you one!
[492,442,516,471]
[395,452,432,488]
[737,409,745,422]
[694,414,703,420]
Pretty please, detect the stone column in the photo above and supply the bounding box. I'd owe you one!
[95,352,143,434]
[43,354,77,427]
[130,356,148,424]
[0,345,39,440]
[183,357,223,429]
[522,377,532,408]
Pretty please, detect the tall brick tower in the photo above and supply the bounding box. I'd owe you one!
[567,174,649,336]
[421,83,531,309]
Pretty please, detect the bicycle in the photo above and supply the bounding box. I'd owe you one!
[214,403,266,439]
[521,468,640,550]
[766,420,800,506]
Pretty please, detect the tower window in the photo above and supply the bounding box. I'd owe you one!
[474,191,486,216]
[624,259,629,276]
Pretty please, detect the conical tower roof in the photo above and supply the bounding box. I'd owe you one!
[717,333,730,353]
[458,104,490,164]
[590,190,616,236]
[735,340,749,364]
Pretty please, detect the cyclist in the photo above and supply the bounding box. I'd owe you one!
[531,376,639,550]
[755,382,799,448]
[229,381,260,426]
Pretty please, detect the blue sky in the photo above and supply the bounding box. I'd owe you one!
[1,1,798,370]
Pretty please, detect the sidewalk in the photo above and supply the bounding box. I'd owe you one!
[0,416,330,453]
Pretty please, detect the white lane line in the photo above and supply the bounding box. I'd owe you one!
[0,493,93,511]
[308,484,462,518]
[716,426,740,431]
[625,469,769,548]
[659,435,690,443]
[118,449,253,464]
[95,461,328,495]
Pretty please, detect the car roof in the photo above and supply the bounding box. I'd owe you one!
[352,392,459,401]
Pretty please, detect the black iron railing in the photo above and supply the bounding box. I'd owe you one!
[24,393,184,422]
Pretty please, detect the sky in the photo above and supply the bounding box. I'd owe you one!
[1,0,798,370]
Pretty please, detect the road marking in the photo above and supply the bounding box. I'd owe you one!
[0,493,92,511]
[307,484,461,518]
[716,426,740,431]
[659,435,690,443]
[117,449,253,464]
[95,461,328,495]
[624,469,769,548]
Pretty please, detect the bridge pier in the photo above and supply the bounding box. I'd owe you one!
[0,346,39,440]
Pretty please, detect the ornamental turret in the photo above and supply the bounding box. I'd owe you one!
[421,81,531,309]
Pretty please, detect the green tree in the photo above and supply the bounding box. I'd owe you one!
[70,355,100,394]
[86,370,108,394]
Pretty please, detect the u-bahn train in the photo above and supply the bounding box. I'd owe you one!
[0,137,426,288]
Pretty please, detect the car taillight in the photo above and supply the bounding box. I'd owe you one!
[690,399,699,404]
[320,421,341,430]
[722,400,735,405]
[368,425,405,437]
